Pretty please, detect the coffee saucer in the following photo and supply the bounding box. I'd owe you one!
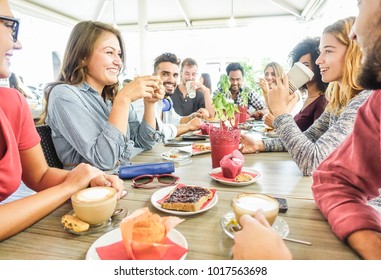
[220,212,289,239]
[62,208,128,236]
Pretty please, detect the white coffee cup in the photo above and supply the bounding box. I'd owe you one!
[71,187,117,225]
[232,193,279,226]
[287,62,314,93]
[186,81,197,99]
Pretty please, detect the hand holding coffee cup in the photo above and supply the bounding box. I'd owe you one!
[287,62,314,93]
[71,187,118,225]
[232,193,279,226]
[186,81,197,99]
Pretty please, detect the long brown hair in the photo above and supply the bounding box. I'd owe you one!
[323,17,363,115]
[40,21,126,123]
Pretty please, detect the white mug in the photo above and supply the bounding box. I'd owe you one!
[287,62,314,93]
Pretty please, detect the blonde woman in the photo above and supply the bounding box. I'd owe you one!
[259,62,303,126]
[240,17,371,176]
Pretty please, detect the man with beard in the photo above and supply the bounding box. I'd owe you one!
[311,0,381,260]
[233,0,381,260]
[153,53,208,141]
[222,62,267,119]
[172,57,214,117]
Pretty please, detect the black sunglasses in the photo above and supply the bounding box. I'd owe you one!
[0,15,20,42]
[132,174,179,189]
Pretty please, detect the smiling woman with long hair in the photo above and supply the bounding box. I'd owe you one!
[240,17,372,176]
[40,21,165,170]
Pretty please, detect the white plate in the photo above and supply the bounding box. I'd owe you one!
[251,124,265,133]
[252,124,278,138]
[151,185,218,216]
[86,228,188,260]
[220,212,289,239]
[161,148,192,162]
[177,142,211,156]
[209,167,261,186]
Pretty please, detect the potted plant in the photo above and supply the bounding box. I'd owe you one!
[209,74,241,168]
[212,74,239,127]
[237,86,250,123]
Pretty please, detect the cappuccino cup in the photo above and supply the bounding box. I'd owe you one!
[186,81,197,99]
[232,193,279,226]
[71,187,117,225]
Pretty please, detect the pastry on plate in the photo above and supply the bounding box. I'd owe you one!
[161,186,213,212]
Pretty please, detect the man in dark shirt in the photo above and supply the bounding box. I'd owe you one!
[171,58,214,117]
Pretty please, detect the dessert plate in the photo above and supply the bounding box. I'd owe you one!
[161,148,192,162]
[252,124,278,138]
[61,208,128,236]
[209,167,261,186]
[86,228,188,260]
[178,143,211,156]
[220,212,289,239]
[151,185,218,216]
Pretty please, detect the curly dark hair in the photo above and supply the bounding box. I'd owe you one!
[289,37,328,92]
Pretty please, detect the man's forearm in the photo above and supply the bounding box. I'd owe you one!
[347,230,381,259]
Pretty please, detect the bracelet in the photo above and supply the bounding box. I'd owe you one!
[189,113,195,120]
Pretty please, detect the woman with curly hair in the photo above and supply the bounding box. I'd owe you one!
[289,37,329,131]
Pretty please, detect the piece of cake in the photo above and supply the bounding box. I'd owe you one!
[161,186,213,212]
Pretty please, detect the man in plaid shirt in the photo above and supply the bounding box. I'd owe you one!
[214,62,267,119]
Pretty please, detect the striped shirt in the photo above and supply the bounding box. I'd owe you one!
[46,83,159,170]
[263,90,372,176]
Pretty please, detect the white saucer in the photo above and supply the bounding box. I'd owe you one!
[86,228,188,260]
[151,185,218,216]
[220,212,289,239]
[178,143,211,156]
[209,167,261,186]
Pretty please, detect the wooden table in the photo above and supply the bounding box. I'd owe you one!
[0,140,360,260]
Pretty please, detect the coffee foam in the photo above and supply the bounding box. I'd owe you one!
[75,188,115,202]
[235,196,277,211]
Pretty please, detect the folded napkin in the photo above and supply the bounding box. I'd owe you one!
[96,208,187,260]
[219,150,244,178]
[96,236,188,260]
[156,184,217,208]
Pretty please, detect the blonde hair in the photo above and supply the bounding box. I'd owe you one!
[264,62,284,79]
[323,17,363,115]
